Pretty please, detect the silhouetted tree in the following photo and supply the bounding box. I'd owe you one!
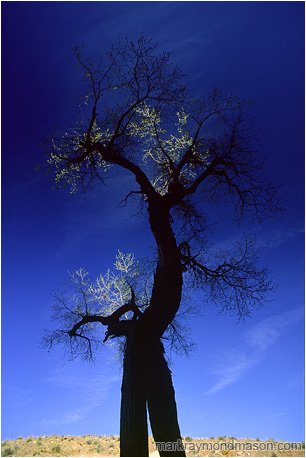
[43,37,282,457]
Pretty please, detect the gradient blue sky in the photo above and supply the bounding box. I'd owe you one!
[2,1,305,443]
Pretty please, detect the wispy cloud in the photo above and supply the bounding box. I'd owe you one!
[204,352,259,395]
[213,223,304,253]
[256,225,304,250]
[44,411,85,426]
[42,369,120,425]
[204,307,303,396]
[245,308,303,351]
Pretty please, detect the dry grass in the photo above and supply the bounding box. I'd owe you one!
[1,435,304,457]
[0,435,156,457]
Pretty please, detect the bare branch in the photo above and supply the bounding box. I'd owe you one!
[181,236,275,319]
[42,36,283,363]
[42,254,152,360]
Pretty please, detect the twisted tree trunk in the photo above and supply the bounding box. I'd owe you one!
[120,332,149,457]
[147,340,185,457]
[120,199,185,457]
[120,334,185,457]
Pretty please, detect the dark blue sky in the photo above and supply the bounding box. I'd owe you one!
[2,1,305,442]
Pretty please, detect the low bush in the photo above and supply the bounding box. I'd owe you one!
[1,447,14,457]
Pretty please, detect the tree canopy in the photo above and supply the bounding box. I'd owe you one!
[43,36,283,457]
[44,37,280,339]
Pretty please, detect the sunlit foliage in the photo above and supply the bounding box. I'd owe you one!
[42,36,282,363]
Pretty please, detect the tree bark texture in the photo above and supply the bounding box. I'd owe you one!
[120,200,185,456]
[120,336,185,457]
[143,201,183,337]
[120,333,149,457]
[147,340,185,457]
